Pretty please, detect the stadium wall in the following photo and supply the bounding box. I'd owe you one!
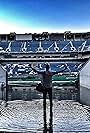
[80,59,90,106]
[0,65,6,100]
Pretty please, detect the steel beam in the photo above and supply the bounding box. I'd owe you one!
[0,57,88,64]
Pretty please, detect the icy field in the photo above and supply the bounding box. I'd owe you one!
[0,100,90,133]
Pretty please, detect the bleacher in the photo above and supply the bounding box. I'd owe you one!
[0,40,90,53]
[2,62,85,78]
[0,39,89,78]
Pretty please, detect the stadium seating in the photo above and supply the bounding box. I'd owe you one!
[2,62,85,77]
[1,40,89,77]
[0,40,90,53]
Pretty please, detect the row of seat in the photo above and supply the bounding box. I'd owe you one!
[2,63,84,77]
[0,40,90,52]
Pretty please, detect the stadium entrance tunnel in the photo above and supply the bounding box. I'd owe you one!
[0,62,82,102]
[0,61,89,104]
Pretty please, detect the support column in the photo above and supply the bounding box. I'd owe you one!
[6,72,8,101]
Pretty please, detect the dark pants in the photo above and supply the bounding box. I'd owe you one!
[43,87,53,133]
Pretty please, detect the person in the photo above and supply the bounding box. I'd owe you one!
[30,63,67,133]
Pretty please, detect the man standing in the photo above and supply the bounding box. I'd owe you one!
[31,63,67,133]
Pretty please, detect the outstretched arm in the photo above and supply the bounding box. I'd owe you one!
[30,64,42,74]
[31,67,39,73]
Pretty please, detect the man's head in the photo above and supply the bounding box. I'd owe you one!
[46,63,50,71]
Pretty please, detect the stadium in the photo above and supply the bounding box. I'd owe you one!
[0,31,89,101]
[0,32,90,132]
[1,0,90,132]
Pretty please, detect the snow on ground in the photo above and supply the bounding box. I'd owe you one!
[0,100,90,133]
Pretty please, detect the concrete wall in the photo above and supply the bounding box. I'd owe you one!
[80,60,90,106]
[0,65,6,100]
[16,34,32,40]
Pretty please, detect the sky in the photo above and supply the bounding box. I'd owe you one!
[0,0,90,33]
